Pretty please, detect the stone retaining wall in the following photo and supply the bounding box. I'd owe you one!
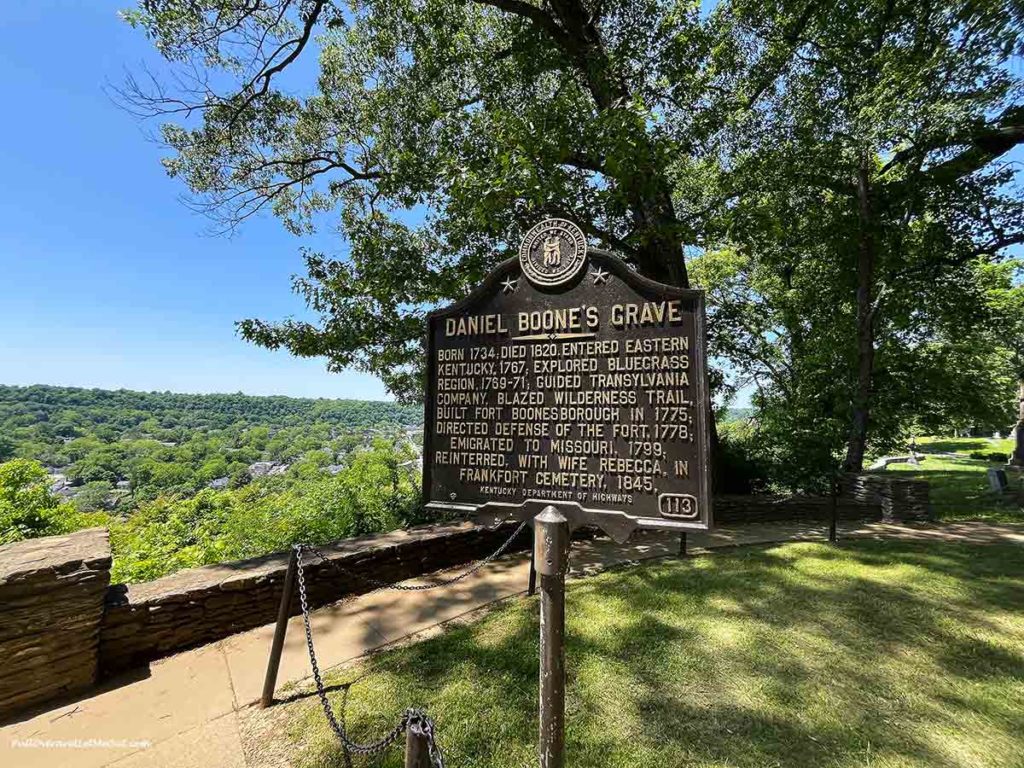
[0,528,111,721]
[716,474,930,525]
[103,482,917,676]
[99,521,531,675]
[840,474,931,521]
[715,494,874,523]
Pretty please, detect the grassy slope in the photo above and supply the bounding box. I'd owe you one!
[286,539,1024,768]
[886,437,1023,523]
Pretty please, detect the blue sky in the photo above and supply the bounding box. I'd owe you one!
[0,2,388,400]
[0,3,755,407]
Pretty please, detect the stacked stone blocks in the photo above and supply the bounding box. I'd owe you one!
[0,528,111,720]
[99,520,532,675]
[840,474,931,521]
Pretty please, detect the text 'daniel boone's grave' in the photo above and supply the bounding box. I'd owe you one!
[423,218,712,530]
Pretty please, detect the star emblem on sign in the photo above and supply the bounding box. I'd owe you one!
[590,266,609,285]
[501,276,518,294]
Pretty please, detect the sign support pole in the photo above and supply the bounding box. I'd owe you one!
[528,548,538,597]
[422,225,715,767]
[535,506,569,768]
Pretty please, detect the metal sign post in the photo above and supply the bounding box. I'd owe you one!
[420,218,714,766]
[534,507,570,768]
[527,547,538,597]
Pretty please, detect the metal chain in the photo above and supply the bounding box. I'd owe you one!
[337,684,353,768]
[303,520,528,593]
[296,552,410,756]
[292,522,524,764]
[295,546,446,766]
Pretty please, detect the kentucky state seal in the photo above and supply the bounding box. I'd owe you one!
[518,218,588,288]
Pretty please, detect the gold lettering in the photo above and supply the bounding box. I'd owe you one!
[610,301,686,329]
[445,314,509,337]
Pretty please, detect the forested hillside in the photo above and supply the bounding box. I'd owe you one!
[0,385,425,582]
[0,385,421,499]
[0,385,420,437]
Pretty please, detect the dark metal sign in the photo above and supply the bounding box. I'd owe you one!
[423,219,712,534]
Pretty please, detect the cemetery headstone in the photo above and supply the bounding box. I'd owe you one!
[1011,382,1024,467]
[987,467,1009,493]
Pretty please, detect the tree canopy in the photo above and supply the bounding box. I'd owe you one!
[121,0,1024,478]
[0,385,426,580]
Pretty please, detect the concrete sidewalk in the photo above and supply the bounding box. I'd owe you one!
[2,519,1021,768]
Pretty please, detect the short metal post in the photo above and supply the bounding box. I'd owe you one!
[528,547,538,596]
[678,532,688,557]
[535,506,569,768]
[828,478,839,544]
[260,547,298,708]
[404,719,431,768]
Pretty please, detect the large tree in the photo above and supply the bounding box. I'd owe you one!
[988,262,1024,464]
[119,0,821,398]
[124,0,1024,477]
[701,0,1024,472]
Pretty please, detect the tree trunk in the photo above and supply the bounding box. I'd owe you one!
[843,157,877,473]
[632,186,690,289]
[1011,379,1024,467]
[626,176,720,486]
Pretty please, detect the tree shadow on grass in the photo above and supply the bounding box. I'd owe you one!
[297,539,1024,768]
[918,438,1002,454]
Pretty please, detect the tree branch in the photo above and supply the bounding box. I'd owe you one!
[881,105,1024,184]
[968,232,1024,257]
[740,0,819,110]
[228,0,326,126]
[471,0,627,109]
[470,0,569,47]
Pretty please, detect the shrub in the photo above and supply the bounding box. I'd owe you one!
[107,439,422,583]
[714,420,773,494]
[0,459,110,544]
[969,450,1010,463]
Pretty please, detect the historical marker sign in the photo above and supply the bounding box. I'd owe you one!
[423,219,712,532]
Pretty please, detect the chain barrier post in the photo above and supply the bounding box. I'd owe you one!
[535,506,569,768]
[266,523,520,765]
[828,475,839,544]
[405,713,432,768]
[294,525,533,767]
[528,547,537,596]
[261,545,299,708]
[277,521,525,765]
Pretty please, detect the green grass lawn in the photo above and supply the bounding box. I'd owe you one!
[278,538,1024,768]
[916,436,1015,457]
[885,437,1023,523]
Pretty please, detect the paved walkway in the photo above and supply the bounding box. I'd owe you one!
[2,519,1022,768]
